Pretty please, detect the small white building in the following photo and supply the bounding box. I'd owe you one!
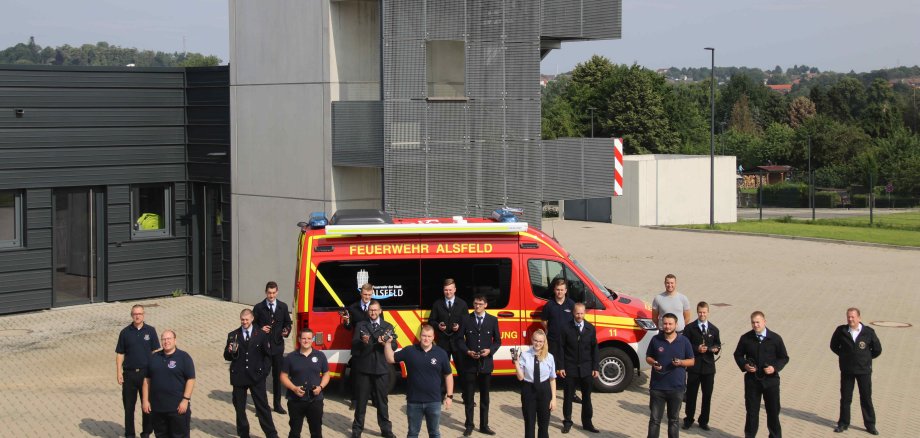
[610,154,737,226]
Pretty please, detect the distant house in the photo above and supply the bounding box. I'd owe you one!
[753,165,794,185]
[767,84,792,94]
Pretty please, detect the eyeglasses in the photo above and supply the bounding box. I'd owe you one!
[131,313,144,316]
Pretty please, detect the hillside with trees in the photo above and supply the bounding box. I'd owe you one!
[542,56,920,199]
[0,37,221,67]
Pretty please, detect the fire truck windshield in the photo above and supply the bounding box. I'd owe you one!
[570,256,615,299]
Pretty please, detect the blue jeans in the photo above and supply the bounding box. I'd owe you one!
[407,401,442,438]
[648,389,684,438]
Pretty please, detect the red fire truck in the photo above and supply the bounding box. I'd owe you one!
[294,209,656,392]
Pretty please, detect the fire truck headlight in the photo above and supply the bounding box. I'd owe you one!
[635,318,657,331]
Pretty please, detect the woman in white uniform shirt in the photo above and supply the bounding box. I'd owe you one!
[515,329,556,438]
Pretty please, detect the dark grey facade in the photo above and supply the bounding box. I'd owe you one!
[0,65,230,315]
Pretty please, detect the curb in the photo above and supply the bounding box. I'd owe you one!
[647,226,920,251]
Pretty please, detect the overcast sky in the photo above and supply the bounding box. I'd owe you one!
[2,0,917,74]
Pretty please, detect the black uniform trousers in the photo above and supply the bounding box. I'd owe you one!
[562,374,594,428]
[122,368,152,437]
[352,371,393,436]
[232,380,278,438]
[838,372,875,428]
[287,398,324,438]
[743,375,781,438]
[685,372,714,426]
[268,352,284,408]
[462,372,492,428]
[521,379,552,438]
[151,409,190,438]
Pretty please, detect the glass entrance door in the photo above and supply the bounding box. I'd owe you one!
[193,184,226,300]
[53,188,103,306]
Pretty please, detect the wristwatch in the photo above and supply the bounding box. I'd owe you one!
[445,394,454,399]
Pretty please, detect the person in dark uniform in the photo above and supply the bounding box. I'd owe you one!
[384,324,454,438]
[142,330,195,438]
[455,294,501,436]
[350,300,397,438]
[733,311,789,438]
[224,309,278,438]
[541,278,575,371]
[830,307,882,435]
[253,281,293,414]
[342,283,383,410]
[116,304,160,438]
[682,301,721,431]
[646,313,695,438]
[558,303,600,434]
[515,329,556,438]
[280,328,330,438]
[427,278,468,365]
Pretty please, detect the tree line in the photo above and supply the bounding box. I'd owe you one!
[0,37,221,68]
[542,55,920,195]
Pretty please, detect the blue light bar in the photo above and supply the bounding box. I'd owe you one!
[309,212,329,229]
[491,207,524,222]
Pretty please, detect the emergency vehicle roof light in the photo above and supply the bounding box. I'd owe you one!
[491,207,524,222]
[309,212,328,229]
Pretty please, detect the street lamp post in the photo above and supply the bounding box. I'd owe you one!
[588,107,596,138]
[808,136,815,220]
[705,47,715,228]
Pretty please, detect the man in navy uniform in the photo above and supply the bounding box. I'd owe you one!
[384,324,454,438]
[225,309,278,438]
[253,281,293,413]
[456,294,501,436]
[427,278,468,364]
[733,311,789,438]
[280,328,330,438]
[542,278,575,371]
[116,304,160,438]
[342,283,383,410]
[142,330,195,438]
[558,303,600,434]
[683,301,722,431]
[351,300,397,438]
[830,307,882,435]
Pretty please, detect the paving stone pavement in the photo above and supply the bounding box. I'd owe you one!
[0,220,916,437]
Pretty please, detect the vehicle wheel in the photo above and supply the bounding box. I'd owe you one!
[594,347,634,393]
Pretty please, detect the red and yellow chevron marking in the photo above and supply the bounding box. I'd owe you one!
[297,234,311,313]
[519,231,564,258]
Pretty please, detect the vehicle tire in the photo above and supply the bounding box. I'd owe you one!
[594,347,634,393]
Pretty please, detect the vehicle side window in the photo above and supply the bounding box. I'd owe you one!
[527,258,588,303]
[313,260,420,310]
[421,258,512,309]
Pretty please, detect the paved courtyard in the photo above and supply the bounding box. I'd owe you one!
[1,220,917,437]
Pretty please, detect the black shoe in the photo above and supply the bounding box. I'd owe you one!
[382,432,396,438]
[834,425,848,433]
[699,424,711,431]
[583,426,600,433]
[573,394,582,404]
[866,427,879,435]
[480,427,496,435]
[273,406,287,414]
[562,424,572,434]
[463,426,474,437]
[683,419,693,430]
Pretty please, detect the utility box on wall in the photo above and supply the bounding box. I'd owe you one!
[610,155,738,226]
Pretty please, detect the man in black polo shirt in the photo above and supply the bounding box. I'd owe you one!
[142,330,195,438]
[280,328,330,438]
[541,278,575,371]
[116,304,160,438]
[385,324,454,438]
[645,313,695,438]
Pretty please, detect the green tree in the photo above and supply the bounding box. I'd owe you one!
[729,94,759,134]
[826,77,867,122]
[601,64,679,154]
[861,78,901,137]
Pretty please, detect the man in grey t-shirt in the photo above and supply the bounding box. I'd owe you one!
[651,274,692,332]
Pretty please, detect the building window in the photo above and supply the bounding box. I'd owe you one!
[131,184,172,239]
[0,190,23,249]
[426,40,466,99]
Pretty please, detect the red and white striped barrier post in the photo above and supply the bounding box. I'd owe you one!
[613,138,624,196]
